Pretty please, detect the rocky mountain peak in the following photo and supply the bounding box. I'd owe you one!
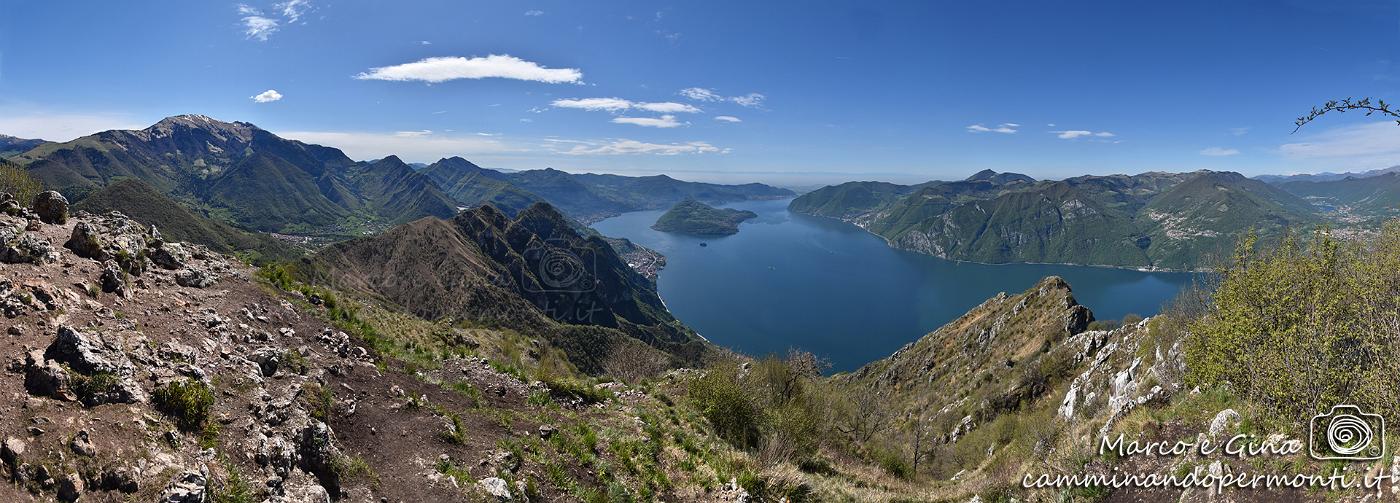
[143,114,258,144]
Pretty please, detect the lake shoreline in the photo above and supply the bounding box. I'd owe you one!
[592,199,1198,371]
[788,210,1215,274]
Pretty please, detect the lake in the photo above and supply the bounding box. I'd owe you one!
[592,198,1200,372]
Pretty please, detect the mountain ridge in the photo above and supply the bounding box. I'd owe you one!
[791,169,1318,270]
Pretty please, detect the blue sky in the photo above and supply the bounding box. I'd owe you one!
[3,0,1400,185]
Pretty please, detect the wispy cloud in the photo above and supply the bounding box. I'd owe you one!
[524,9,544,16]
[355,55,583,84]
[1053,130,1115,140]
[560,139,724,155]
[679,87,722,101]
[612,115,685,128]
[731,93,765,108]
[636,102,699,113]
[714,115,742,123]
[1279,122,1400,168]
[278,0,310,22]
[238,5,279,41]
[0,112,144,142]
[237,1,311,41]
[1200,147,1240,156]
[250,89,283,103]
[1229,127,1250,136]
[966,123,1018,134]
[552,97,632,112]
[679,88,766,108]
[551,97,699,114]
[277,129,521,161]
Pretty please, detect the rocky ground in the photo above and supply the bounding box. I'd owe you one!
[0,191,776,502]
[0,192,559,502]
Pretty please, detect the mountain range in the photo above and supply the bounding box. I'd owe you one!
[792,169,1326,270]
[422,157,792,223]
[1253,165,1400,183]
[9,115,793,241]
[0,134,47,158]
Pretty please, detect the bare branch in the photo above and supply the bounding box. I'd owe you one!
[1295,97,1400,133]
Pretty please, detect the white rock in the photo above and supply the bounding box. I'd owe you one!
[478,477,512,501]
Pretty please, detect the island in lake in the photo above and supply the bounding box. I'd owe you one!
[651,199,758,236]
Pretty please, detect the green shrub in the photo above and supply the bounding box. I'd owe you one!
[540,376,613,405]
[70,371,120,405]
[302,383,334,423]
[1186,226,1400,424]
[282,350,309,375]
[153,380,214,432]
[0,161,42,204]
[873,448,912,479]
[687,364,762,450]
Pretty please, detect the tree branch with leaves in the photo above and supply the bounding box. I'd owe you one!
[1295,97,1400,132]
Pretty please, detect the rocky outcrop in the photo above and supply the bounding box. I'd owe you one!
[32,191,68,225]
[0,192,55,265]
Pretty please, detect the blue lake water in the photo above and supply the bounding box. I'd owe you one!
[592,198,1199,372]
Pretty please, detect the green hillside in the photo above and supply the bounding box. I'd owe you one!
[651,199,758,236]
[17,115,458,236]
[419,156,544,215]
[75,178,303,263]
[791,170,1318,270]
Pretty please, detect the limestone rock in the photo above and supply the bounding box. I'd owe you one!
[176,267,218,288]
[478,477,513,501]
[32,191,69,225]
[162,471,207,503]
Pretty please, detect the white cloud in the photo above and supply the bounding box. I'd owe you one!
[561,139,723,155]
[0,112,144,142]
[612,115,684,128]
[679,87,764,107]
[1053,130,1115,140]
[731,93,765,108]
[966,123,1018,134]
[420,40,432,45]
[250,89,283,103]
[551,97,633,112]
[636,102,699,113]
[354,55,582,84]
[524,9,544,16]
[679,87,723,102]
[551,98,699,114]
[278,0,310,22]
[1279,122,1400,167]
[277,130,520,161]
[1229,127,1250,136]
[1200,147,1240,156]
[238,4,279,41]
[714,115,742,123]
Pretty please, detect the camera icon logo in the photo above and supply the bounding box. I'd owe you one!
[1309,404,1384,461]
[521,238,596,293]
